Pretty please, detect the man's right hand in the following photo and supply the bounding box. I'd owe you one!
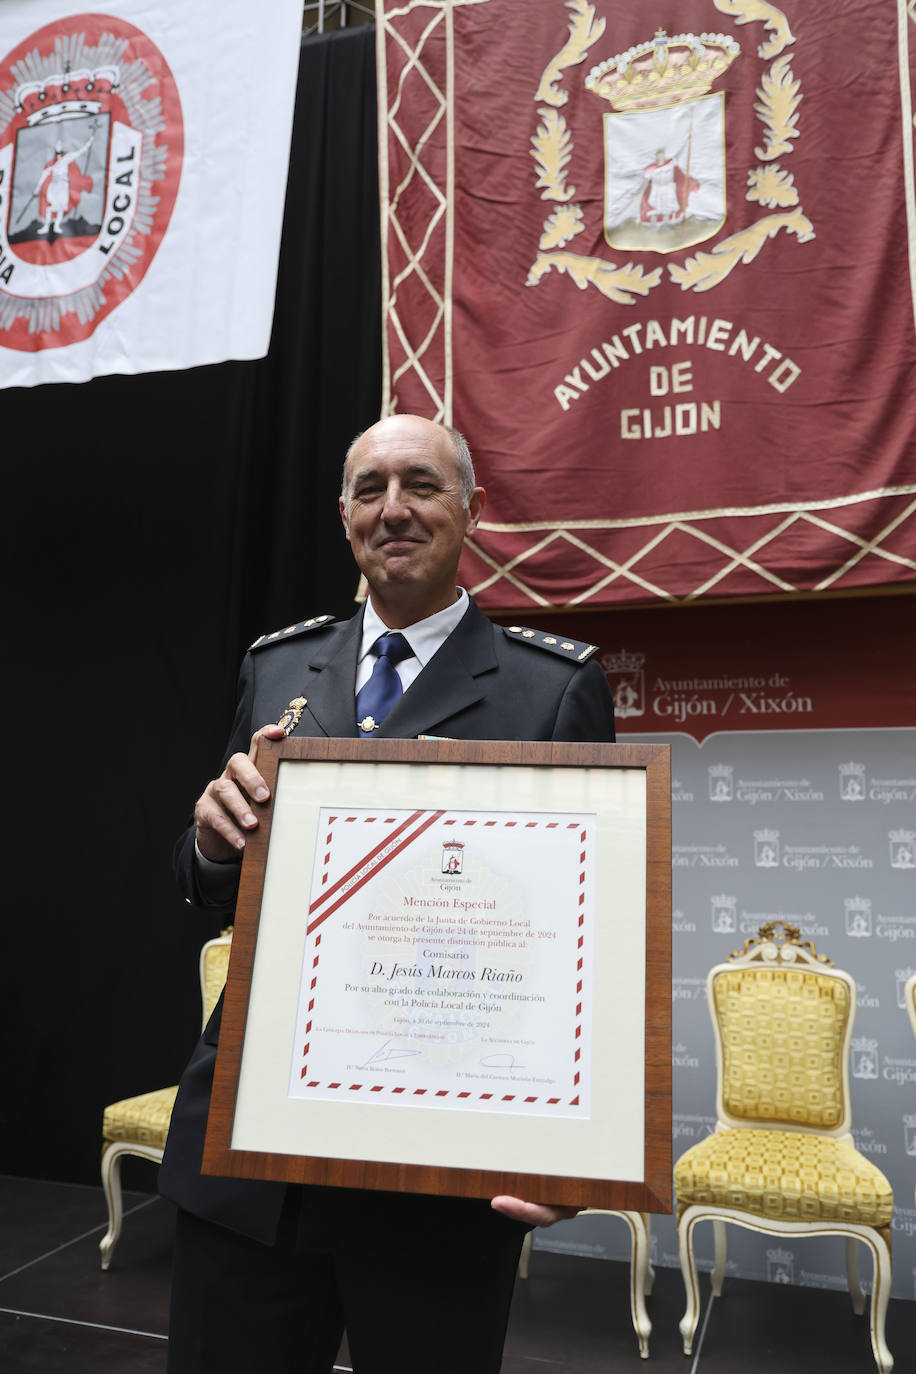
[193,724,286,862]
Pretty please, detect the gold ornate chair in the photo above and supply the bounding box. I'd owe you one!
[674,922,894,1374]
[518,1211,654,1358]
[99,930,232,1269]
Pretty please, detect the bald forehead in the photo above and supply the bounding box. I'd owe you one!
[344,417,459,487]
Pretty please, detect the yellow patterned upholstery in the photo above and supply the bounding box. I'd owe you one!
[675,1128,893,1226]
[99,931,232,1270]
[102,1086,179,1152]
[202,938,232,1022]
[675,922,895,1374]
[715,967,850,1128]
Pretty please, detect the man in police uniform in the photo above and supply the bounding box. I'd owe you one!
[161,414,615,1373]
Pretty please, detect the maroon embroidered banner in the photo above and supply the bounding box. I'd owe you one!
[377,0,916,609]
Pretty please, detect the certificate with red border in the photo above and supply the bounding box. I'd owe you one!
[203,738,672,1212]
[290,805,595,1117]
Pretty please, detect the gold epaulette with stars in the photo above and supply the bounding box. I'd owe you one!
[248,615,337,651]
[501,623,599,663]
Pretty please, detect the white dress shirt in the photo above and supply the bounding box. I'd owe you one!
[356,588,468,694]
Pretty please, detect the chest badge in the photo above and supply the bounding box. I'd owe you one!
[277,697,307,736]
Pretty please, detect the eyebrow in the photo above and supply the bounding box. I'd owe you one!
[350,462,444,488]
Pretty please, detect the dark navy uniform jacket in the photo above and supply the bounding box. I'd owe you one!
[159,597,615,1242]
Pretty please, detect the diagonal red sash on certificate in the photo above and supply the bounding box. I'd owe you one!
[306,809,445,935]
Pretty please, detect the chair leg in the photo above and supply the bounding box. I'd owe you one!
[712,1218,728,1296]
[678,1208,702,1355]
[99,1141,125,1270]
[99,1140,164,1270]
[846,1235,865,1315]
[518,1229,533,1280]
[866,1230,894,1374]
[621,1211,653,1359]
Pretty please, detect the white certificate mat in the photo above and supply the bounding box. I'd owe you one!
[230,757,647,1185]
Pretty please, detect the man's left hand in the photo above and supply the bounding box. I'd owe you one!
[490,1196,580,1227]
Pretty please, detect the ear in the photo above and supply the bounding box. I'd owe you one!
[464,486,486,538]
[339,496,351,541]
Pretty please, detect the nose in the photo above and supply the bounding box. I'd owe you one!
[380,479,410,525]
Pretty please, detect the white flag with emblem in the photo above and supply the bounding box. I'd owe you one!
[0,0,302,387]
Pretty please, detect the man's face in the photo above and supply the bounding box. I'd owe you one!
[339,416,484,620]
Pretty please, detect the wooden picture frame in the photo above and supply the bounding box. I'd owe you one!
[202,737,672,1213]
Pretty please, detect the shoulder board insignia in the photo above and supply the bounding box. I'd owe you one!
[501,624,598,663]
[249,615,337,651]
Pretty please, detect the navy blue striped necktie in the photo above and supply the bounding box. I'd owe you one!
[356,632,412,735]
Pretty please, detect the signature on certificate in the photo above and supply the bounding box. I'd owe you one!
[480,1053,527,1072]
[358,1039,423,1070]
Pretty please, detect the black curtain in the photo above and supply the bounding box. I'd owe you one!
[4,28,381,1187]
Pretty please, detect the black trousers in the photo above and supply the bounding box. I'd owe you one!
[167,1185,528,1374]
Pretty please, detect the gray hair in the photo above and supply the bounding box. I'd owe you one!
[341,423,477,511]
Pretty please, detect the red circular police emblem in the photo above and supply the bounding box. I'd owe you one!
[0,14,182,351]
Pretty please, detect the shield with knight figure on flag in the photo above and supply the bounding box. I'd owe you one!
[587,28,737,254]
[7,104,109,255]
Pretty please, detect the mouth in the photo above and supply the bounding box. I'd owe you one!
[378,535,424,551]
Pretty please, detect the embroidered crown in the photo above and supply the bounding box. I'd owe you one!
[585,29,740,112]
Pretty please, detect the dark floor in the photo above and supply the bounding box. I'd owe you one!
[1,1175,913,1372]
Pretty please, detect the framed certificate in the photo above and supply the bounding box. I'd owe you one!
[202,738,671,1212]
